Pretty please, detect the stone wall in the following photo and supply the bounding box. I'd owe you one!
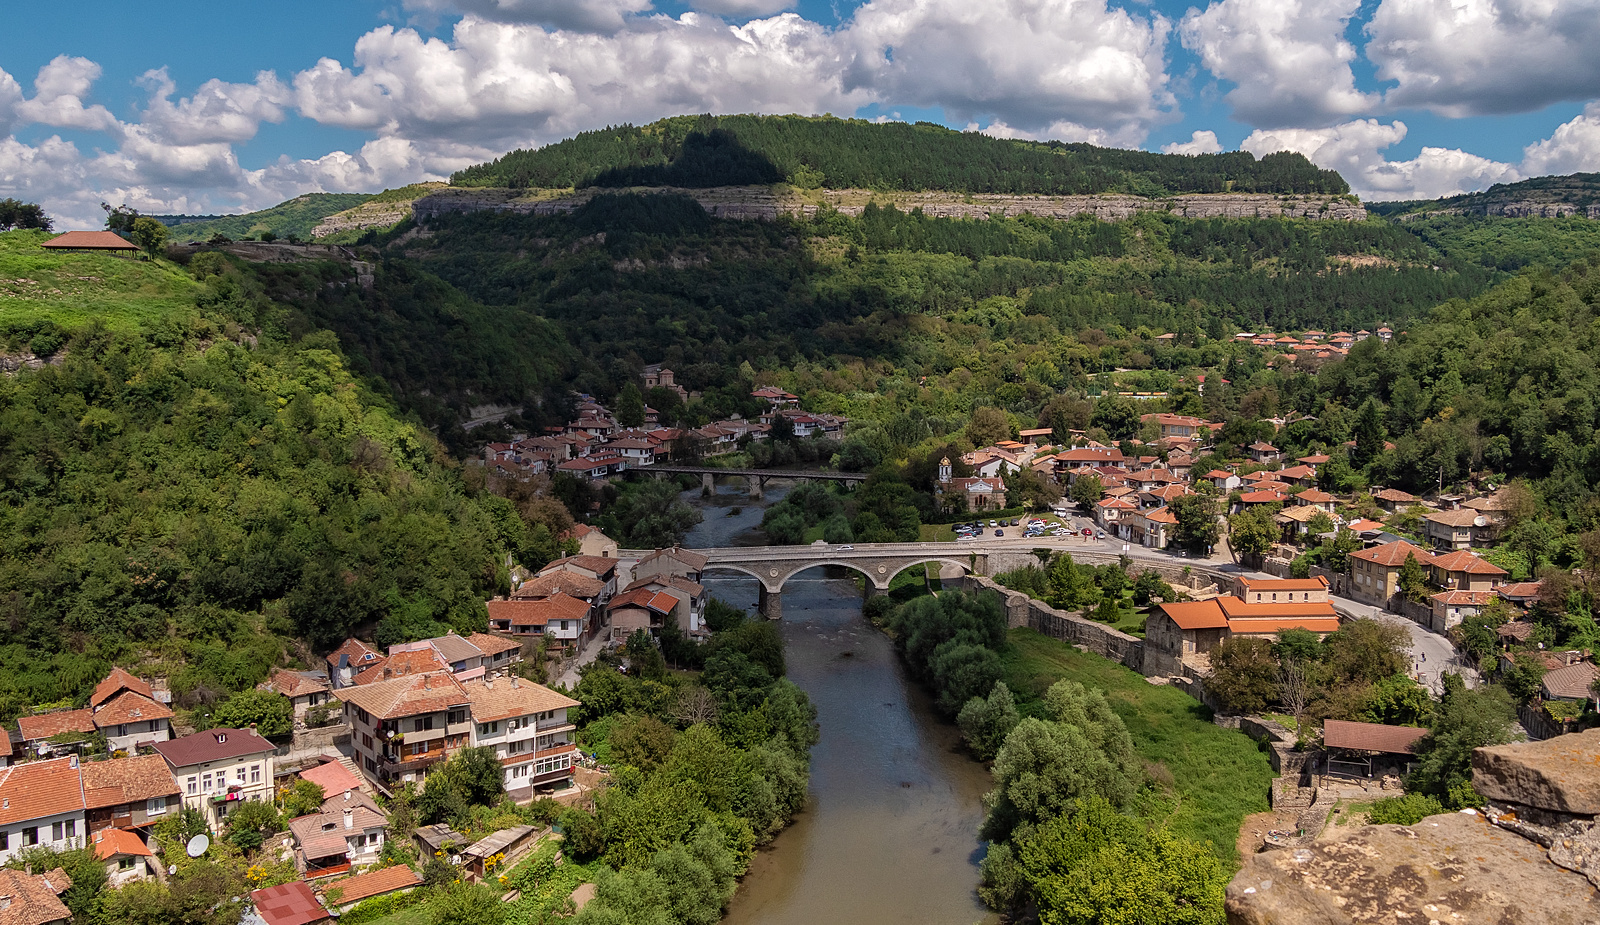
[275,722,353,769]
[962,575,1145,674]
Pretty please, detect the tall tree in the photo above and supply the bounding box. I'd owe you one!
[1352,398,1386,470]
[615,383,646,428]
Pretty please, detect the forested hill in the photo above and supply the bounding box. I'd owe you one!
[0,232,556,722]
[449,114,1350,196]
[1369,172,1600,219]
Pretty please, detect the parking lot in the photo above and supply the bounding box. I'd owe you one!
[950,513,1103,542]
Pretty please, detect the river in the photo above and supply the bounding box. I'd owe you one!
[677,479,998,925]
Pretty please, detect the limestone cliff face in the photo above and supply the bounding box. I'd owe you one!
[412,185,1368,225]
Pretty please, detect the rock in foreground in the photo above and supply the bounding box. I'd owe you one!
[1225,812,1598,924]
[1474,727,1600,815]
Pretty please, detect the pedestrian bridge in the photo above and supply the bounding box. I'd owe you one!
[700,543,994,619]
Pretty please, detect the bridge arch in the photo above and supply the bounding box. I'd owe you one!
[886,557,976,587]
[701,556,978,620]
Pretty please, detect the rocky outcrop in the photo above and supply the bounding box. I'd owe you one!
[411,185,1368,225]
[1474,728,1600,815]
[1228,728,1600,922]
[311,182,448,238]
[1225,812,1598,924]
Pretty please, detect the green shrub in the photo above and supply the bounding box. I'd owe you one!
[1366,794,1447,826]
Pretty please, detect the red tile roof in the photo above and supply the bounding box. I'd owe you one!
[487,595,589,630]
[1542,662,1600,700]
[1431,590,1493,606]
[0,757,86,826]
[1217,598,1339,620]
[1373,488,1417,502]
[333,673,468,722]
[92,690,172,727]
[1322,719,1428,755]
[1237,576,1330,592]
[91,668,153,709]
[1226,618,1342,634]
[514,570,606,600]
[40,230,138,251]
[325,866,422,906]
[270,670,331,698]
[1428,550,1508,576]
[250,881,330,925]
[353,648,446,685]
[1349,540,1434,568]
[298,759,362,799]
[1156,600,1229,630]
[91,827,153,861]
[16,709,95,742]
[326,639,382,672]
[607,588,678,615]
[80,754,180,808]
[0,868,72,925]
[467,633,522,657]
[153,728,275,769]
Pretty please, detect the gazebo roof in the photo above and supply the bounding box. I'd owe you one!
[40,230,138,251]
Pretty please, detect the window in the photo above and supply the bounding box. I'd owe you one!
[363,734,373,749]
[250,765,261,784]
[147,797,167,816]
[0,831,7,850]
[52,822,65,841]
[119,858,135,871]
[202,772,213,793]
[65,819,75,839]
[186,776,198,796]
[414,716,434,733]
[478,721,499,736]
[448,709,467,725]
[22,827,37,847]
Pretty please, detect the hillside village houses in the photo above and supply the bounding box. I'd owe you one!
[481,385,846,484]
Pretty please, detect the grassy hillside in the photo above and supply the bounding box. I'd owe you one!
[0,229,200,331]
[157,192,373,242]
[451,113,1349,195]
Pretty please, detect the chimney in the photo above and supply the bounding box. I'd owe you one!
[510,677,519,689]
[423,676,431,690]
[383,667,392,680]
[69,755,78,769]
[343,808,354,830]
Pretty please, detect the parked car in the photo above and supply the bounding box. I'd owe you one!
[995,528,1004,536]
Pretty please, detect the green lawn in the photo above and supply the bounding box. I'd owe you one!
[0,230,199,331]
[1000,628,1273,864]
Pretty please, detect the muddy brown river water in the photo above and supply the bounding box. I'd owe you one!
[680,481,998,925]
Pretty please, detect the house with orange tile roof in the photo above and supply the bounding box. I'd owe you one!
[1428,590,1496,633]
[337,674,470,789]
[1348,541,1435,607]
[1247,441,1281,463]
[1147,588,1341,670]
[15,710,96,758]
[91,826,157,886]
[266,670,334,723]
[606,588,680,644]
[288,792,388,879]
[1428,550,1508,593]
[488,594,590,643]
[80,754,181,835]
[462,675,581,798]
[85,667,172,755]
[326,639,384,690]
[0,757,88,863]
[1124,506,1178,549]
[558,523,618,559]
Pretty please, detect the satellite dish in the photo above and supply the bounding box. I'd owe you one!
[186,834,210,858]
[168,865,177,876]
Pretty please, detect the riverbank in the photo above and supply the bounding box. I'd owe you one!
[1000,627,1274,863]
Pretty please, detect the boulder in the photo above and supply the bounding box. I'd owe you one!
[1225,812,1599,924]
[1473,728,1600,815]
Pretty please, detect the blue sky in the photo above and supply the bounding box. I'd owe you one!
[4,0,1599,226]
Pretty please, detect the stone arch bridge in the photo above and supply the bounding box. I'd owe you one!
[634,465,866,499]
[700,543,997,620]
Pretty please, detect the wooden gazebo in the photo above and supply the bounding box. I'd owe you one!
[1322,719,1428,779]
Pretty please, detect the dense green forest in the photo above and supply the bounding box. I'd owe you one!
[450,114,1349,195]
[318,193,1600,444]
[0,239,556,722]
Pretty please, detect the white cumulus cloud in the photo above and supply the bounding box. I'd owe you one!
[14,56,120,132]
[1242,119,1522,200]
[1367,0,1600,117]
[136,68,292,146]
[845,0,1174,146]
[688,0,793,16]
[1179,0,1375,128]
[1520,101,1600,176]
[1162,130,1223,155]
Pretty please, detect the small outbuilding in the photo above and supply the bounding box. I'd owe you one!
[39,231,139,254]
[1321,719,1428,780]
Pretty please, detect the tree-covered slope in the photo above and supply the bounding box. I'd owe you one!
[450,114,1349,195]
[1368,172,1600,218]
[154,192,373,242]
[0,248,541,721]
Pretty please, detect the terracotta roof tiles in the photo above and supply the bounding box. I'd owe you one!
[1429,550,1508,576]
[1323,719,1428,755]
[1349,541,1434,568]
[0,868,72,925]
[250,881,330,925]
[0,758,86,826]
[332,673,468,722]
[325,866,422,906]
[459,676,579,723]
[79,754,180,808]
[16,710,95,743]
[92,690,172,728]
[90,668,153,709]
